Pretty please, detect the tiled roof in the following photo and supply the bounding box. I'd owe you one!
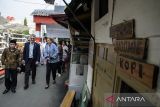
[44,0,55,4]
[31,10,56,16]
[31,5,65,16]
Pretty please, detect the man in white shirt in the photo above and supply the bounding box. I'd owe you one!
[22,34,40,90]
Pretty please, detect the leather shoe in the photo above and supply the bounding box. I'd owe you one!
[24,85,29,90]
[53,80,56,84]
[32,80,36,84]
[45,85,49,89]
[3,89,10,94]
[11,89,16,93]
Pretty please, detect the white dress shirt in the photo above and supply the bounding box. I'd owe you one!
[29,43,34,58]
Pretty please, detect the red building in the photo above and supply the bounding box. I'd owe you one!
[33,14,57,31]
[31,6,70,39]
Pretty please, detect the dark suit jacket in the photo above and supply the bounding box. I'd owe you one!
[23,42,40,63]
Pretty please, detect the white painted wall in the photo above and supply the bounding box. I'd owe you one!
[86,40,94,93]
[91,0,160,92]
[94,0,113,44]
[69,64,88,98]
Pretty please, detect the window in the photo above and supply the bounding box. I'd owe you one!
[99,0,108,19]
[95,0,109,21]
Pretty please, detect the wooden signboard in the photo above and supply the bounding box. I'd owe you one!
[113,39,148,59]
[110,19,135,39]
[116,56,159,89]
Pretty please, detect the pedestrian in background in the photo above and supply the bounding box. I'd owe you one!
[66,41,72,71]
[67,41,72,62]
[62,41,68,73]
[1,40,21,94]
[40,37,47,65]
[52,38,57,46]
[44,38,58,89]
[22,34,40,90]
[57,41,63,77]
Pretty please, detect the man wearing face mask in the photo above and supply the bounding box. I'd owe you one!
[22,34,40,90]
[1,39,21,94]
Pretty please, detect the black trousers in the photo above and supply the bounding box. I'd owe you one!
[46,62,57,85]
[57,61,62,74]
[24,59,36,86]
[62,61,65,73]
[5,69,17,90]
[20,64,25,73]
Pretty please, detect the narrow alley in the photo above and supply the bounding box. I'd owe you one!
[0,65,68,107]
[1,0,160,107]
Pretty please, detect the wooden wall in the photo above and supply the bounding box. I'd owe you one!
[92,43,160,107]
[92,44,117,107]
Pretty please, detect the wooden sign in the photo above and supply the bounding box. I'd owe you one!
[110,19,135,39]
[113,39,148,59]
[116,56,159,89]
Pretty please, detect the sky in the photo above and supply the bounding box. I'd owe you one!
[0,0,71,28]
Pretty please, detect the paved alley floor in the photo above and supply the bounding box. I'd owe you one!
[0,65,68,107]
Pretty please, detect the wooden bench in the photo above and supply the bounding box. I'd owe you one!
[60,90,76,107]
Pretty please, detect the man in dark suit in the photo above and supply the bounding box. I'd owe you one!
[22,34,40,90]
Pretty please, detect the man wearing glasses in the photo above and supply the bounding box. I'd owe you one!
[22,34,40,90]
